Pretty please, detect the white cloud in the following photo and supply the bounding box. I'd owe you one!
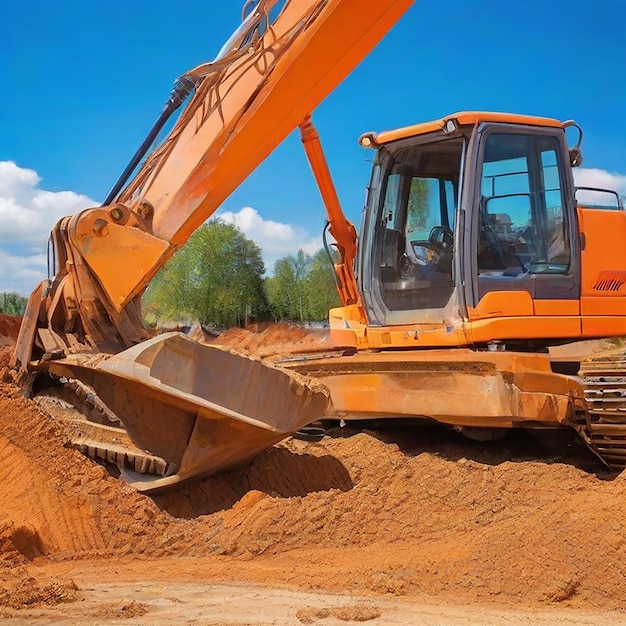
[573,167,626,207]
[0,161,97,294]
[0,248,48,295]
[0,163,323,293]
[217,206,323,273]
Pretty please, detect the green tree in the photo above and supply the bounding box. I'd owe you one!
[0,292,27,315]
[266,248,340,322]
[305,249,340,320]
[266,250,311,322]
[143,220,268,328]
[265,259,295,321]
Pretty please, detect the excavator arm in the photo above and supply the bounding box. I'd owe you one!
[16,0,411,366]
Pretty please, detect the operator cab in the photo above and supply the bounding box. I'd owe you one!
[357,112,581,336]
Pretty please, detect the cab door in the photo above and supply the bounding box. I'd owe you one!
[358,133,465,328]
[466,124,580,320]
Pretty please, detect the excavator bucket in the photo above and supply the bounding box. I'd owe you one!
[40,333,330,492]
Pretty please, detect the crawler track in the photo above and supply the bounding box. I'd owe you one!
[578,353,626,470]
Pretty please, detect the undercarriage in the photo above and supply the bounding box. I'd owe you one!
[28,337,626,490]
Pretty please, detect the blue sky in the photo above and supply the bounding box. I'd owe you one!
[1,0,625,293]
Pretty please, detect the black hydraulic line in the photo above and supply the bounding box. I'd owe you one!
[101,75,196,207]
[322,220,343,293]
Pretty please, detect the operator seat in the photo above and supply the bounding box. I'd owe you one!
[381,228,405,282]
[478,221,507,270]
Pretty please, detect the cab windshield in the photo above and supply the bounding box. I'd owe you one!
[373,136,464,314]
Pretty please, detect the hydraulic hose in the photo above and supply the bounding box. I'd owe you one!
[101,75,196,207]
[322,220,343,294]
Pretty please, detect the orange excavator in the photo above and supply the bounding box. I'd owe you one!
[13,0,626,489]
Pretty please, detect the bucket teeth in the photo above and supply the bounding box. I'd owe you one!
[36,381,173,478]
[72,435,173,477]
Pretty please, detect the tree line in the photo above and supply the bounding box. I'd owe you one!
[143,219,340,328]
[0,292,27,316]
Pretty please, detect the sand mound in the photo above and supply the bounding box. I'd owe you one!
[212,322,332,358]
[0,367,625,608]
[0,381,625,608]
[0,315,20,349]
[0,567,78,610]
[0,315,20,340]
[1,322,626,611]
[152,431,626,606]
[0,385,217,561]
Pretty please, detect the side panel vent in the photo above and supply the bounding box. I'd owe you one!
[593,271,626,292]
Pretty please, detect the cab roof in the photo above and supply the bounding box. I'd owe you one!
[361,111,564,147]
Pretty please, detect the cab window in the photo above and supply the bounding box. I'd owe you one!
[479,133,570,275]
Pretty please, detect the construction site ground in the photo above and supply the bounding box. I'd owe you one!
[1,315,626,625]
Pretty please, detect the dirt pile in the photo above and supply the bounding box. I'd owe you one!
[296,603,382,623]
[0,567,78,611]
[0,383,221,560]
[0,314,20,343]
[1,321,626,614]
[4,391,623,608]
[152,430,626,607]
[212,322,332,358]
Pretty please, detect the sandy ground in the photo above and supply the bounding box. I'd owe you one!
[1,317,626,624]
[4,568,625,625]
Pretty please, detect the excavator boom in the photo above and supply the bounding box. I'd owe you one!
[16,0,413,365]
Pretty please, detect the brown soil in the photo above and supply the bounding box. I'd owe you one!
[210,322,333,358]
[0,314,21,344]
[1,317,626,623]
